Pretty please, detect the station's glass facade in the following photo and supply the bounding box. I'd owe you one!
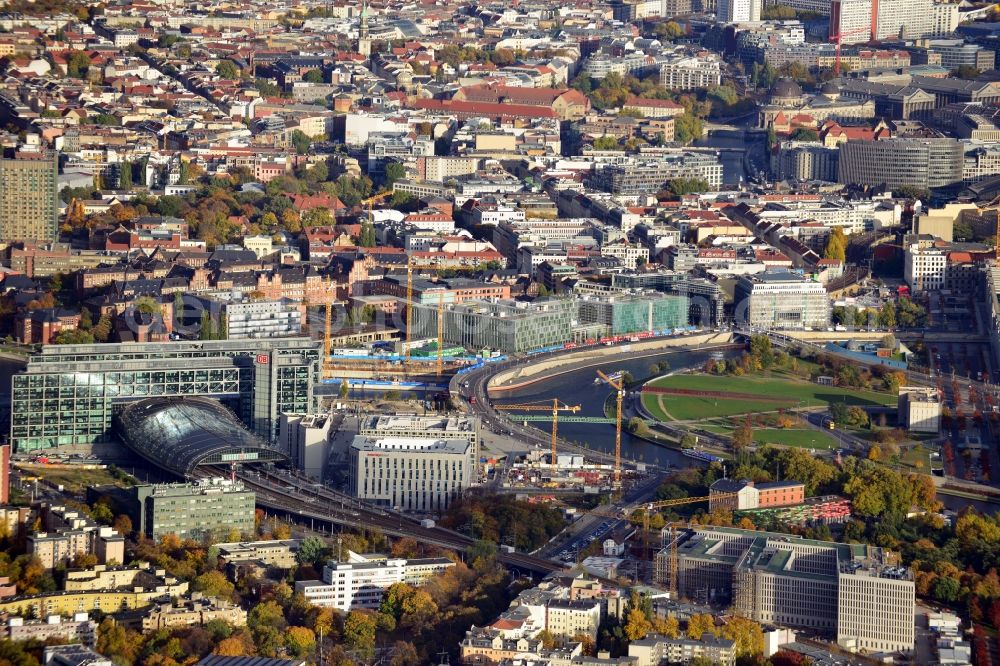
[10,339,320,451]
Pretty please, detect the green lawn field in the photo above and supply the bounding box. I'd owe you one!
[752,429,838,449]
[642,374,895,422]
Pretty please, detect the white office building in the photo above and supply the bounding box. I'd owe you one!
[278,413,333,480]
[223,298,302,339]
[830,0,874,44]
[832,0,957,44]
[349,435,472,512]
[735,271,831,329]
[359,414,481,473]
[904,243,947,293]
[295,551,454,612]
[717,0,761,22]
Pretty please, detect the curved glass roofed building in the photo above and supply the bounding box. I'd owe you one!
[114,396,288,477]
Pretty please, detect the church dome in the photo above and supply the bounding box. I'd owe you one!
[770,78,804,105]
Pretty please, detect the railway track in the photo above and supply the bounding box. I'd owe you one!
[195,466,562,575]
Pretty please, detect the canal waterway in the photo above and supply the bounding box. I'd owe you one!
[492,346,1000,515]
[492,348,732,470]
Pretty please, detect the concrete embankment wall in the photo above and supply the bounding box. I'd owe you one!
[488,332,735,392]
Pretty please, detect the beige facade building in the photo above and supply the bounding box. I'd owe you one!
[62,563,186,595]
[27,506,125,570]
[4,613,96,646]
[215,539,301,570]
[0,585,188,617]
[0,150,59,242]
[543,599,602,641]
[629,633,737,666]
[139,595,247,631]
[897,387,941,433]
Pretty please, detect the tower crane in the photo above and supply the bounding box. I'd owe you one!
[827,26,873,76]
[495,400,581,468]
[596,369,625,487]
[404,257,448,365]
[436,292,445,378]
[321,193,454,379]
[587,491,739,594]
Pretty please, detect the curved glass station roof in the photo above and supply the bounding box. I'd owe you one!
[114,396,288,477]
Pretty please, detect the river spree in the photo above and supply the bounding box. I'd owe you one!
[492,348,728,470]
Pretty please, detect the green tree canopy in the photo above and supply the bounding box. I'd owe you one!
[216,60,240,79]
[593,135,620,150]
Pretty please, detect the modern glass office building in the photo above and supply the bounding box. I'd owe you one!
[576,293,689,336]
[10,338,320,452]
[412,298,576,354]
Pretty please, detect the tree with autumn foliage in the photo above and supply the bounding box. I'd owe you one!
[623,589,653,641]
[213,633,256,657]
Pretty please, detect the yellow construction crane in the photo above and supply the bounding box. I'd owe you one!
[495,399,581,467]
[404,257,448,365]
[436,292,445,378]
[359,192,390,224]
[586,492,739,594]
[597,370,625,487]
[641,493,739,594]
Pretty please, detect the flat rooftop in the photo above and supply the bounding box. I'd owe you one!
[677,526,910,582]
[360,414,477,433]
[350,435,470,454]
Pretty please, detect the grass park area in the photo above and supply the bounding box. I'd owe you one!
[641,373,896,422]
[752,429,838,449]
[14,464,135,494]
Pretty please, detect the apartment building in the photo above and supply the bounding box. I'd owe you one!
[629,633,737,666]
[0,149,59,243]
[583,52,652,80]
[599,241,649,270]
[544,599,603,640]
[62,563,186,595]
[191,295,302,340]
[717,0,760,22]
[658,526,915,653]
[5,614,96,646]
[734,271,831,330]
[459,630,582,664]
[295,551,454,611]
[27,506,125,570]
[138,596,247,631]
[592,155,724,194]
[659,57,722,91]
[904,244,948,292]
[830,0,956,44]
[349,435,472,512]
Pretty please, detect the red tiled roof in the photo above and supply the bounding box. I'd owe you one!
[412,98,558,119]
[454,83,586,107]
[290,193,345,211]
[624,96,683,110]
